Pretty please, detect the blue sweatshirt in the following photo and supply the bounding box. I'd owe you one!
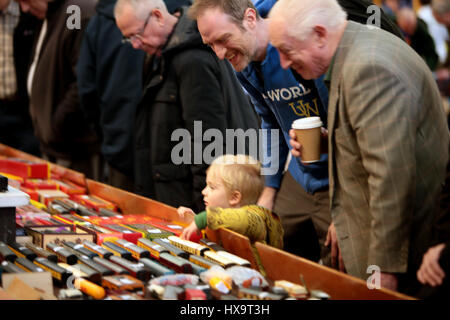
[236,0,329,193]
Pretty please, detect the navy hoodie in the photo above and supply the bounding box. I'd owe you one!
[77,0,146,176]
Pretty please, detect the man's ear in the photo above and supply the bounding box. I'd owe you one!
[153,8,164,26]
[243,7,257,29]
[228,190,242,207]
[313,25,327,48]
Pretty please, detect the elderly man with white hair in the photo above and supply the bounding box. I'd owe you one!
[268,0,449,295]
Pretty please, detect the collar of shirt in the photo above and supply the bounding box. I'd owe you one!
[324,53,337,92]
[1,1,19,17]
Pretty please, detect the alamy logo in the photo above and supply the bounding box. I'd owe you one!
[366,265,381,289]
[171,121,280,175]
[66,274,79,290]
[66,5,81,30]
[366,5,381,30]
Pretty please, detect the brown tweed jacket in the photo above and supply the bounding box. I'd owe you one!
[327,21,450,280]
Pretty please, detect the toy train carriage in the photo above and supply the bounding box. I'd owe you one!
[215,251,251,267]
[83,240,113,259]
[158,252,193,274]
[101,274,144,292]
[188,254,220,270]
[235,287,284,300]
[167,236,209,256]
[137,238,169,259]
[108,255,151,282]
[203,250,235,269]
[113,239,151,260]
[152,238,189,259]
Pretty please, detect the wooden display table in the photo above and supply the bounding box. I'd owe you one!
[0,143,415,300]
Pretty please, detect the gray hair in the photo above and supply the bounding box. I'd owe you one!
[114,0,167,21]
[268,0,347,42]
[432,0,450,15]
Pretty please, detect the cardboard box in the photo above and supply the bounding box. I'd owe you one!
[125,223,173,241]
[103,224,142,244]
[29,199,47,211]
[52,179,86,195]
[81,215,126,226]
[19,186,39,202]
[15,204,52,228]
[25,225,94,248]
[71,195,117,212]
[76,224,123,245]
[0,158,49,179]
[22,179,58,190]
[33,216,67,226]
[146,220,184,237]
[36,190,69,206]
[51,214,91,226]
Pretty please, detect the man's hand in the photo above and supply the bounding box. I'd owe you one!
[289,129,303,158]
[417,243,446,287]
[289,127,328,159]
[181,221,201,240]
[325,223,346,272]
[380,272,398,291]
[436,68,450,81]
[257,187,278,211]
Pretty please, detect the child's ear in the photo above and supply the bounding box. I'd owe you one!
[228,190,242,207]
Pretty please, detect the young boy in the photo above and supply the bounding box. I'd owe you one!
[178,154,284,249]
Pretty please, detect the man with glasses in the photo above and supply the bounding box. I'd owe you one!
[114,0,260,212]
[77,0,191,191]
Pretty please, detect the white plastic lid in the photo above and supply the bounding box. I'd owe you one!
[292,116,323,129]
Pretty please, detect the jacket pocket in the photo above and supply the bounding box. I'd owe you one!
[153,84,178,104]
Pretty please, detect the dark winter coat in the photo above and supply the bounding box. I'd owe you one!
[77,0,146,175]
[29,0,99,159]
[77,0,191,176]
[134,7,260,212]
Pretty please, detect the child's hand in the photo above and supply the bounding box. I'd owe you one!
[177,206,195,219]
[181,221,201,240]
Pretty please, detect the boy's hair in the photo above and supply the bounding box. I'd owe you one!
[207,154,264,206]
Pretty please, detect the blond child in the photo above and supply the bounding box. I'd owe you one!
[178,154,284,249]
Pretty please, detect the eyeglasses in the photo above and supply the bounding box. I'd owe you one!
[122,12,152,45]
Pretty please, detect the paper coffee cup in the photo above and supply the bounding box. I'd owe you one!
[292,117,323,163]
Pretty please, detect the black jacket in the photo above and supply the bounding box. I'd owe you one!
[336,0,404,40]
[134,8,260,212]
[77,0,146,175]
[77,0,191,176]
[29,0,99,159]
[392,16,439,71]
